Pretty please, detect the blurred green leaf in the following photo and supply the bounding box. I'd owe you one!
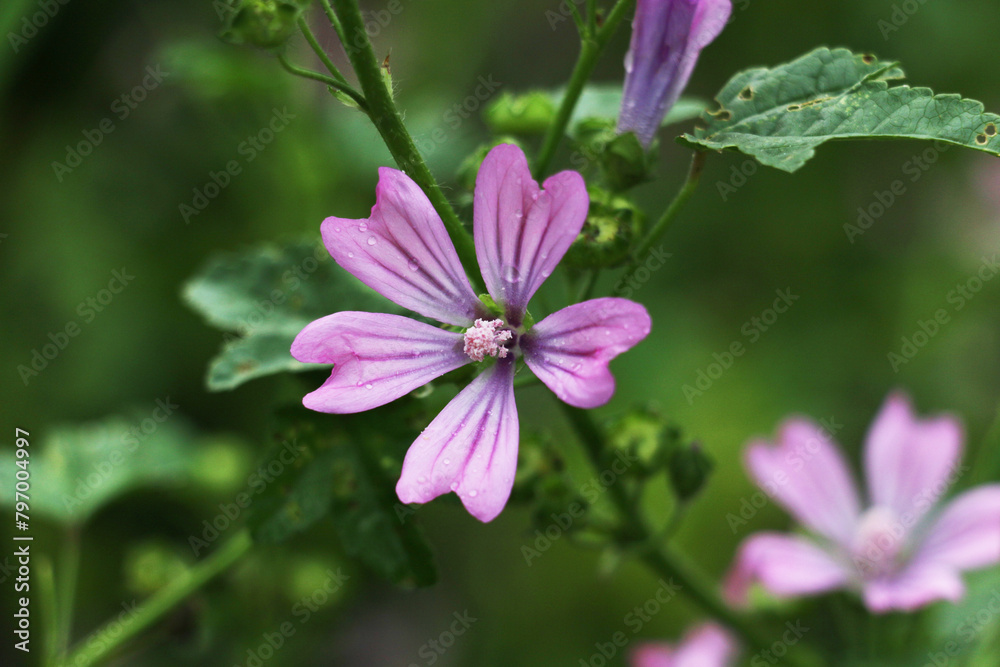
[183,241,400,391]
[680,47,1000,172]
[485,85,704,137]
[0,416,202,526]
[247,409,437,587]
[219,0,309,50]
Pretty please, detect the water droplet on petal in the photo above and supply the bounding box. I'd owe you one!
[501,265,521,283]
[469,489,478,498]
[365,383,373,390]
[407,259,419,271]
[367,236,377,246]
[334,227,341,232]
[358,221,368,232]
[443,458,451,466]
[347,252,354,258]
[450,482,458,491]
[417,475,427,484]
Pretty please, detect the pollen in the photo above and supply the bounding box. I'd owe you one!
[463,319,512,362]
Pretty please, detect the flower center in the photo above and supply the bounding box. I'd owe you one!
[849,506,907,579]
[463,319,512,362]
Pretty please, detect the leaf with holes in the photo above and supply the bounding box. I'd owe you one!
[679,47,1000,172]
[183,241,400,391]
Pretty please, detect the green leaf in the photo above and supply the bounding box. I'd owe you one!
[183,241,400,391]
[0,416,203,526]
[247,409,437,587]
[680,47,1000,172]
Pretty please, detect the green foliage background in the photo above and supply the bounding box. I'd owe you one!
[2,0,1000,665]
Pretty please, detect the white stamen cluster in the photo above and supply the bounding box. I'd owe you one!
[463,318,512,362]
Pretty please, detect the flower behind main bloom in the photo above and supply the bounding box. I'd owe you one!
[631,623,738,667]
[618,0,732,148]
[291,144,651,522]
[724,392,1000,613]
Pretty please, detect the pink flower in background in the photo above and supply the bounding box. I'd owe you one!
[291,144,651,522]
[631,623,738,667]
[725,393,1000,613]
[618,0,732,148]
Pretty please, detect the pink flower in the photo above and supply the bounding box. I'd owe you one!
[631,623,738,667]
[291,144,651,522]
[618,0,732,148]
[725,392,1000,613]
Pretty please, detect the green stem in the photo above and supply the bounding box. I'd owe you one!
[276,53,368,111]
[329,0,481,288]
[631,150,706,261]
[297,16,349,85]
[533,0,636,180]
[60,530,252,667]
[55,526,81,658]
[316,0,349,48]
[557,403,818,666]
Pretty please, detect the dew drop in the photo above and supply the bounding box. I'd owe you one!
[356,381,363,386]
[417,475,427,484]
[501,265,521,283]
[365,383,373,390]
[513,209,522,218]
[407,259,419,271]
[358,221,368,232]
[334,227,341,232]
[469,490,478,498]
[347,252,354,258]
[443,458,451,466]
[367,236,377,246]
[450,482,458,491]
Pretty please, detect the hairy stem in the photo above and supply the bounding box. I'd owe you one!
[329,0,481,287]
[533,0,636,180]
[277,53,367,111]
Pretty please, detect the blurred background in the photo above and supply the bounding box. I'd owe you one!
[2,0,1000,665]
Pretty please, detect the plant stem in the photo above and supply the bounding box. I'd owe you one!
[276,53,367,111]
[55,526,81,658]
[328,0,481,288]
[297,16,349,86]
[557,403,818,666]
[631,150,706,261]
[533,0,636,180]
[59,530,253,667]
[316,0,349,49]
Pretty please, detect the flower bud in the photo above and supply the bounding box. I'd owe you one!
[563,187,643,269]
[606,406,679,476]
[220,0,309,50]
[668,441,714,502]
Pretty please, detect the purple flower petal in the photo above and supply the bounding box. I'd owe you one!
[631,624,737,667]
[291,311,468,413]
[322,167,481,327]
[913,485,1000,571]
[521,298,652,408]
[396,359,518,522]
[473,144,588,322]
[745,419,861,546]
[618,0,732,147]
[724,533,851,606]
[863,393,963,525]
[862,563,965,613]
